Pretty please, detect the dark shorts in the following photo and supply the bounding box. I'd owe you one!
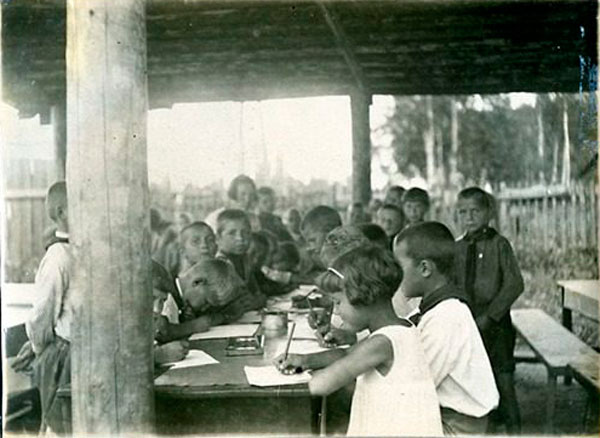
[480,314,516,374]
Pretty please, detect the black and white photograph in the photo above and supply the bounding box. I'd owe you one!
[1,0,598,436]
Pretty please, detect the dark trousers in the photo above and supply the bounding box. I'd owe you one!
[33,337,71,435]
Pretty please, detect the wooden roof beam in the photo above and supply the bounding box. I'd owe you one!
[317,1,369,95]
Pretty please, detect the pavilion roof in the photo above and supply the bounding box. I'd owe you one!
[2,0,597,119]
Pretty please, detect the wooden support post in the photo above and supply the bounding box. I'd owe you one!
[66,0,154,434]
[350,93,371,205]
[51,102,67,181]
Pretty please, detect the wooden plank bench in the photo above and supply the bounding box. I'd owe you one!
[511,308,600,433]
[568,355,600,429]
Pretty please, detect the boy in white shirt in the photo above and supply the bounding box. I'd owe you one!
[12,181,73,434]
[393,221,499,435]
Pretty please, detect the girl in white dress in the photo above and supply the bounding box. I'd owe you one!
[275,245,442,437]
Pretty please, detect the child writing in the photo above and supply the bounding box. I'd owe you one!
[276,245,443,437]
[454,187,524,434]
[401,187,430,228]
[393,222,499,435]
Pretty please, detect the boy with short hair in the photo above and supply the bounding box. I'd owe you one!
[454,187,524,434]
[12,181,73,434]
[402,187,430,227]
[178,221,218,275]
[394,222,499,435]
[215,209,266,310]
[154,258,249,343]
[256,186,292,241]
[280,205,343,286]
[383,185,405,210]
[375,203,404,244]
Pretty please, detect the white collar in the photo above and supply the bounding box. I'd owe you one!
[55,231,69,239]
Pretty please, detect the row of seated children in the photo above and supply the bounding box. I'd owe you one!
[273,187,523,436]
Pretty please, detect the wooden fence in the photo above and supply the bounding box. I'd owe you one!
[430,181,598,251]
[3,175,597,282]
[3,159,55,282]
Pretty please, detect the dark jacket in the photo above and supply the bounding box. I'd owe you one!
[455,229,524,321]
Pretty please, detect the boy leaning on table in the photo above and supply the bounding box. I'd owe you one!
[12,181,73,434]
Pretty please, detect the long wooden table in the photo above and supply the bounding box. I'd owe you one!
[557,279,599,330]
[154,334,323,435]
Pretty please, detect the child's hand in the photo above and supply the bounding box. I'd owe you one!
[154,314,171,343]
[154,340,190,365]
[273,353,306,375]
[181,302,196,322]
[12,341,35,373]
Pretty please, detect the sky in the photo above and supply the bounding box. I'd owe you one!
[2,93,538,191]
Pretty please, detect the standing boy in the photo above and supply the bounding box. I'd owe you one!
[394,222,499,435]
[454,187,524,434]
[12,182,73,434]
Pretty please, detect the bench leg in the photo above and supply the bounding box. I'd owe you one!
[319,396,327,437]
[546,371,557,434]
[563,367,573,386]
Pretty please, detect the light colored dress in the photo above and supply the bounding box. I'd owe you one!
[347,324,443,437]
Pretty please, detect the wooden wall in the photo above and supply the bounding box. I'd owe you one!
[3,159,55,282]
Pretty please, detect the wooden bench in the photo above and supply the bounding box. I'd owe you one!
[568,355,600,429]
[511,308,600,433]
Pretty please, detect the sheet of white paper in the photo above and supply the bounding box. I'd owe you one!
[290,319,318,340]
[189,324,260,340]
[244,365,311,387]
[165,349,219,369]
[237,310,262,324]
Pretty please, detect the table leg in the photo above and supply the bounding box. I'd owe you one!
[319,395,327,437]
[560,287,572,331]
[546,371,557,434]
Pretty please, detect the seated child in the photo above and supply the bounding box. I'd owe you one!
[383,185,405,210]
[375,203,404,246]
[215,209,267,310]
[454,187,524,434]
[256,186,293,241]
[260,241,302,296]
[152,262,189,365]
[155,259,250,342]
[394,222,499,435]
[276,245,443,437]
[248,232,285,297]
[293,205,342,284]
[178,221,218,275]
[282,208,305,245]
[401,188,430,228]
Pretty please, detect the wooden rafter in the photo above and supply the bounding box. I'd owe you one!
[316,1,368,94]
